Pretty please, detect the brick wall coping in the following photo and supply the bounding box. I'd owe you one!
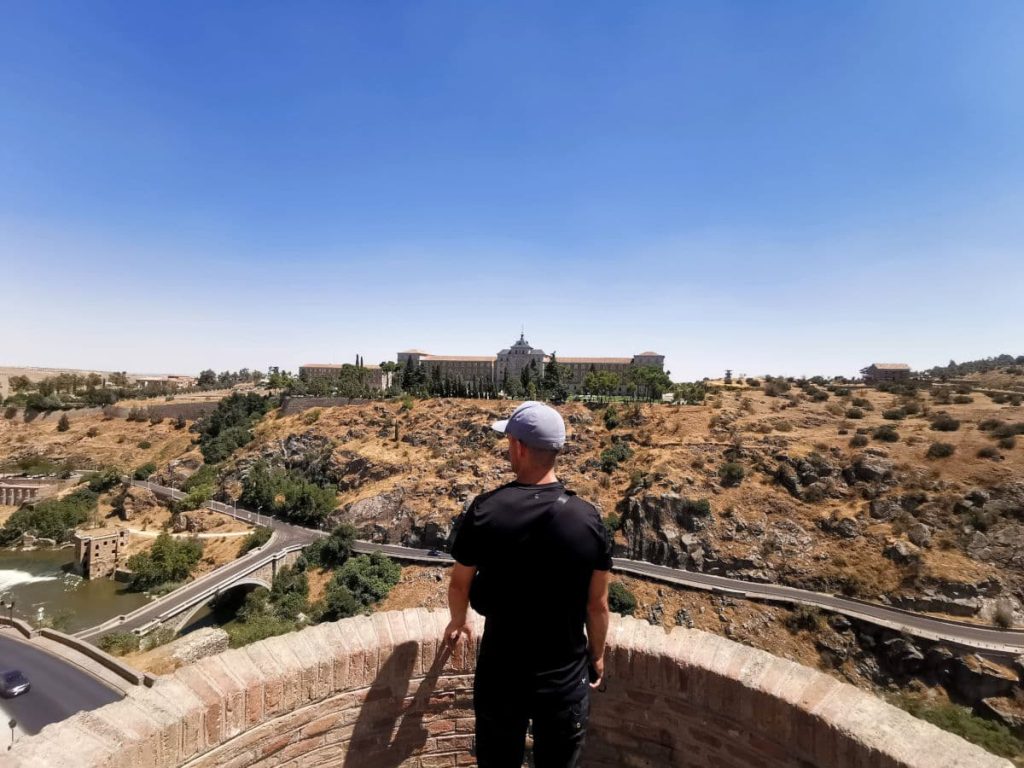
[8,609,1012,768]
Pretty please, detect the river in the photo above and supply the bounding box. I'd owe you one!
[0,548,150,633]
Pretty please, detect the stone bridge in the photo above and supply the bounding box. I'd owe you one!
[11,609,1011,768]
[77,544,307,642]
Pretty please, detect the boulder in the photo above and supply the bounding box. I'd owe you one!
[980,696,1024,733]
[869,498,902,521]
[883,539,921,565]
[948,655,1018,701]
[170,512,188,533]
[907,523,932,548]
[852,455,895,483]
[114,486,159,522]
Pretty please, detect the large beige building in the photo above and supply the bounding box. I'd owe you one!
[398,334,665,391]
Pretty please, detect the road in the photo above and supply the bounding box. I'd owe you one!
[78,480,1024,657]
[0,632,121,736]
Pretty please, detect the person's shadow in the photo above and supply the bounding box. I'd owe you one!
[343,638,463,767]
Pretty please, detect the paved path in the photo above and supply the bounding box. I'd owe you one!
[0,631,122,737]
[78,480,1024,657]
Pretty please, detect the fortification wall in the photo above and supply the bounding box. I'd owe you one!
[279,397,369,416]
[10,609,1011,768]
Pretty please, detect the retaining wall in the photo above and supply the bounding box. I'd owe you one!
[279,397,369,416]
[10,609,1011,768]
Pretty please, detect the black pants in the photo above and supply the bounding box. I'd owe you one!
[474,690,590,768]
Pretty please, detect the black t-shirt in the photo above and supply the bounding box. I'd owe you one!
[451,480,612,707]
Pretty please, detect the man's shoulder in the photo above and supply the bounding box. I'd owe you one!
[562,492,602,524]
[470,482,518,509]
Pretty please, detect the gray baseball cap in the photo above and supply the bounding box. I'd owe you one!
[491,401,566,451]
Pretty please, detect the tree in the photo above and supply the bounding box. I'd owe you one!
[109,371,130,388]
[608,582,637,616]
[542,353,569,403]
[197,369,217,388]
[10,375,32,393]
[125,531,203,591]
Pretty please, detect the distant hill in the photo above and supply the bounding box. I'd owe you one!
[923,354,1024,379]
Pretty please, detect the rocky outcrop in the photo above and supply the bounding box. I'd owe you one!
[151,456,202,487]
[113,485,159,522]
[883,539,921,565]
[619,493,714,567]
[326,488,450,548]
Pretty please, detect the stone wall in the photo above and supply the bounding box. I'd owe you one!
[279,397,369,416]
[10,609,1011,768]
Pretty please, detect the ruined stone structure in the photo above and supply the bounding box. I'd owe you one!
[73,528,130,579]
[398,333,665,392]
[0,477,62,505]
[13,609,1009,767]
[861,363,912,383]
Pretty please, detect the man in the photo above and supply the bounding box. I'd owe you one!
[444,401,612,768]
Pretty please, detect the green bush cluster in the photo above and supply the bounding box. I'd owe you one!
[237,525,273,556]
[195,392,275,463]
[892,695,1024,759]
[599,441,633,473]
[302,524,357,569]
[849,434,869,448]
[86,467,123,493]
[608,581,637,616]
[0,488,98,545]
[603,405,620,430]
[125,531,203,592]
[98,632,141,655]
[882,408,906,420]
[930,414,961,432]
[845,407,865,419]
[926,442,956,459]
[322,552,402,621]
[239,461,337,526]
[718,461,745,487]
[872,425,900,443]
[133,462,157,480]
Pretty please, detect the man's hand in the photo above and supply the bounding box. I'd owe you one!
[589,654,605,690]
[443,619,472,651]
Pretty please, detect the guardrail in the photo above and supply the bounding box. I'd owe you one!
[0,616,36,639]
[38,628,155,687]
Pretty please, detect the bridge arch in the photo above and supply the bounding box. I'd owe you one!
[10,609,1010,768]
[173,579,272,636]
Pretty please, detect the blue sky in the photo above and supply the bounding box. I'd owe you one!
[2,1,1021,380]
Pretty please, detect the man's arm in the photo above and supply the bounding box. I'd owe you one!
[444,563,477,649]
[586,569,611,688]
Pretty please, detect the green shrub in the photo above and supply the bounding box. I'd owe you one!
[0,488,98,545]
[977,446,1002,460]
[785,605,824,633]
[57,414,71,432]
[87,467,123,493]
[845,407,865,419]
[137,440,152,449]
[602,513,621,539]
[718,462,745,487]
[98,632,141,655]
[238,525,273,556]
[322,552,401,620]
[400,394,415,411]
[195,392,274,463]
[603,405,620,430]
[133,462,157,480]
[979,419,1006,432]
[999,436,1017,450]
[174,415,187,430]
[993,422,1024,439]
[926,442,955,459]
[239,461,338,526]
[849,434,869,448]
[882,408,905,420]
[3,406,17,419]
[872,425,900,443]
[851,397,873,410]
[86,426,100,437]
[930,414,960,432]
[302,524,356,569]
[126,531,203,592]
[892,695,1024,759]
[302,409,321,425]
[608,582,637,616]
[600,442,633,473]
[953,395,973,404]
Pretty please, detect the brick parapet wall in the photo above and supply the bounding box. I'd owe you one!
[10,610,1011,768]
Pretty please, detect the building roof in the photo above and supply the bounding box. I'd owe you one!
[421,355,496,362]
[869,363,910,370]
[559,357,633,364]
[301,363,343,369]
[399,349,430,354]
[636,351,662,357]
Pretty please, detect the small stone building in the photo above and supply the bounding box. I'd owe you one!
[861,363,911,383]
[73,528,129,579]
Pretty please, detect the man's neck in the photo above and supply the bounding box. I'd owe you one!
[515,468,559,486]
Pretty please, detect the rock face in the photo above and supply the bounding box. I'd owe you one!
[114,486,159,522]
[619,493,714,567]
[883,539,921,565]
[327,488,450,548]
[151,456,202,487]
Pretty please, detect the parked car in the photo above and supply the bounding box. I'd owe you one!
[428,549,443,557]
[0,670,30,698]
